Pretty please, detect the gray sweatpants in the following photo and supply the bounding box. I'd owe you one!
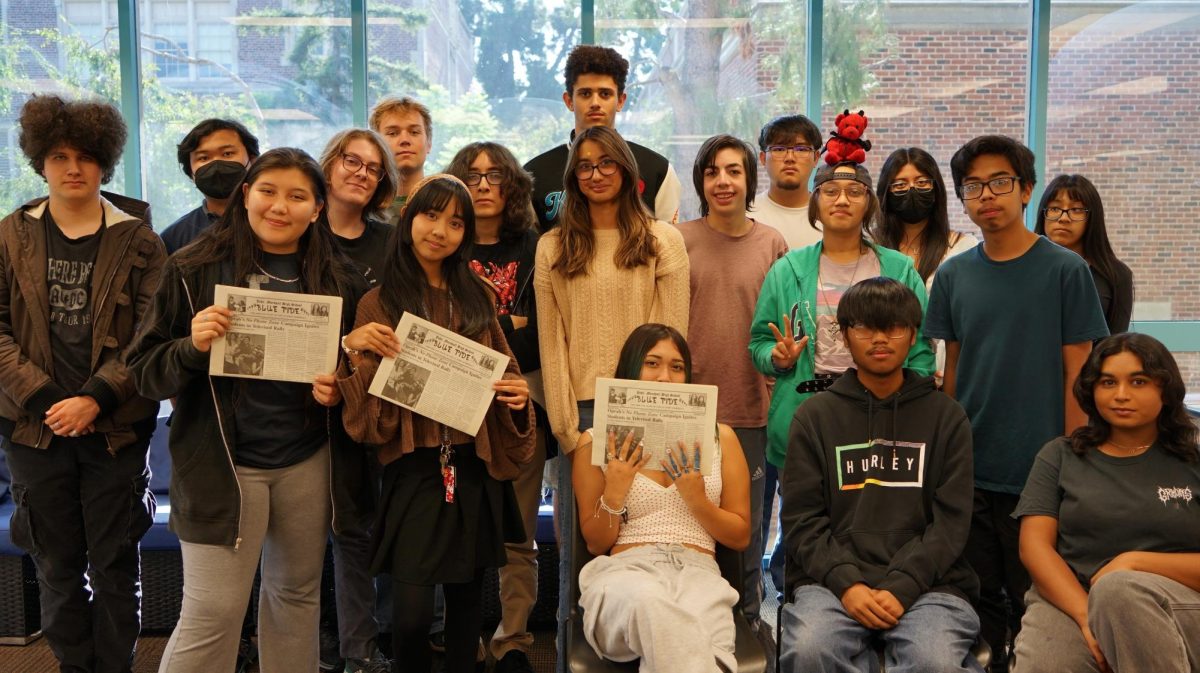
[158,445,331,673]
[1014,571,1200,673]
[578,544,739,673]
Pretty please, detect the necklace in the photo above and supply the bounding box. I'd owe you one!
[1107,439,1152,454]
[254,260,300,284]
[817,245,867,308]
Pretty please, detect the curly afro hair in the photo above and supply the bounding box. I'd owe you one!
[564,45,629,95]
[18,95,128,184]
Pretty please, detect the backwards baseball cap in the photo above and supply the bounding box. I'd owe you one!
[813,161,873,192]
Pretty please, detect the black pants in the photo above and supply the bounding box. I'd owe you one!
[966,488,1029,669]
[5,434,154,673]
[391,572,483,673]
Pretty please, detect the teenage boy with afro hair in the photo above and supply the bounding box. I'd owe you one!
[524,44,681,231]
[0,94,166,673]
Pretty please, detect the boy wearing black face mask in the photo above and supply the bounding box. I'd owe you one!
[161,119,261,254]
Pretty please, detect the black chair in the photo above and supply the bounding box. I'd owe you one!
[564,505,768,673]
[774,570,992,672]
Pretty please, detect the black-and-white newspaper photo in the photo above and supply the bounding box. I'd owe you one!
[210,284,343,384]
[592,378,719,475]
[368,313,510,436]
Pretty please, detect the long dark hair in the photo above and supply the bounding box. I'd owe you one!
[175,147,357,299]
[555,126,657,279]
[378,176,495,337]
[614,324,692,383]
[443,141,536,243]
[1034,174,1121,287]
[873,148,953,282]
[1071,333,1198,462]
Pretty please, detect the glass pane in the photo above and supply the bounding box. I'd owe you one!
[823,0,1032,232]
[138,0,352,229]
[368,0,581,171]
[1045,0,1200,388]
[1,2,124,214]
[596,0,796,220]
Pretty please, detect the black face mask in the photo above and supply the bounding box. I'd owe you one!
[194,160,247,199]
[887,189,937,224]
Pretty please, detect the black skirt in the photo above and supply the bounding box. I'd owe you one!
[369,444,524,584]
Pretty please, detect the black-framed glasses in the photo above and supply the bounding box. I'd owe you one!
[766,145,816,157]
[888,178,935,195]
[818,184,869,201]
[957,176,1019,200]
[846,323,911,341]
[1044,206,1089,222]
[574,158,620,180]
[465,171,503,187]
[341,154,383,181]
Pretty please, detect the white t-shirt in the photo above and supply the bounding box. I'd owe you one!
[751,193,821,249]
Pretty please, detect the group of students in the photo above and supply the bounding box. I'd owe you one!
[0,41,1195,673]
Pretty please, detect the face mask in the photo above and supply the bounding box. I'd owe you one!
[194,160,247,199]
[887,189,937,224]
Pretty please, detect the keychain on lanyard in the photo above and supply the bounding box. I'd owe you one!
[427,291,456,504]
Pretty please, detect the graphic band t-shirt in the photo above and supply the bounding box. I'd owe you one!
[46,213,103,392]
[813,253,880,374]
[1014,437,1200,587]
[232,252,327,469]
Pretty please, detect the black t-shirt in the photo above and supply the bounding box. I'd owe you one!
[333,218,392,287]
[45,213,103,392]
[1014,437,1200,587]
[232,252,327,469]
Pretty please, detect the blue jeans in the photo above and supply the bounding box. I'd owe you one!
[781,585,984,673]
[555,400,594,673]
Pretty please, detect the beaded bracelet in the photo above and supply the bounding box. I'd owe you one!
[597,495,628,527]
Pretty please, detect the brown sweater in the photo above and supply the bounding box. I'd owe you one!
[337,286,535,480]
[534,220,690,451]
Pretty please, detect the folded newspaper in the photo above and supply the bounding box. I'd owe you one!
[368,313,510,436]
[210,284,343,384]
[592,378,719,475]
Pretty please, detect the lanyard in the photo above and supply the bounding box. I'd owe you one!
[425,290,456,504]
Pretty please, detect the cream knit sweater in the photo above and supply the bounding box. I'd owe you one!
[534,220,690,451]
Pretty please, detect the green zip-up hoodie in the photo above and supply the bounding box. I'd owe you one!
[749,242,934,466]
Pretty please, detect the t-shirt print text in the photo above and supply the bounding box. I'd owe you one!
[836,440,926,490]
[1157,485,1193,507]
[48,258,95,325]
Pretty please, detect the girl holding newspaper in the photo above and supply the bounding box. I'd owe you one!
[572,323,751,672]
[128,147,370,673]
[336,174,535,673]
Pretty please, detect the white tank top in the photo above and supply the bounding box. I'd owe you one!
[593,428,724,552]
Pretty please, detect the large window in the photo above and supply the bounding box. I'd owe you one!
[1045,0,1200,390]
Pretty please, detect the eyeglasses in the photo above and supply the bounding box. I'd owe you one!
[846,323,911,341]
[889,178,935,195]
[1043,206,1089,222]
[818,184,869,201]
[341,154,383,181]
[957,176,1019,200]
[574,158,620,180]
[766,145,816,158]
[465,171,503,187]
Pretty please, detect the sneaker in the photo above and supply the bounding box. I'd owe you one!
[428,630,445,653]
[344,646,392,673]
[320,625,343,671]
[494,649,535,673]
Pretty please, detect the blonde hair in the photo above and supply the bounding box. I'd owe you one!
[368,96,433,141]
[319,128,399,221]
[554,126,656,279]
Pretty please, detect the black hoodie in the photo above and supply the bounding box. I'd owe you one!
[781,369,978,609]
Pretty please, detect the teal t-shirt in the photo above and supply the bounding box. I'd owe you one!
[925,237,1109,494]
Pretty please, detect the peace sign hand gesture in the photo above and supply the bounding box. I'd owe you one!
[768,314,809,371]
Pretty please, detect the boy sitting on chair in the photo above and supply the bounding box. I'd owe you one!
[779,277,983,672]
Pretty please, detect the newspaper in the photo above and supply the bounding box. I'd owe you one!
[368,313,510,436]
[592,378,719,475]
[210,284,343,384]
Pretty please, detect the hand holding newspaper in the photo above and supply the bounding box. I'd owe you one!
[592,378,719,475]
[210,285,342,384]
[368,313,510,436]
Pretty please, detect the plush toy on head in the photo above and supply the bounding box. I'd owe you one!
[821,109,872,165]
